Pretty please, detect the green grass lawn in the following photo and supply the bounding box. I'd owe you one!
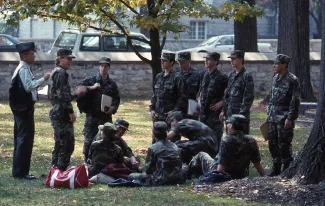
[0,99,310,206]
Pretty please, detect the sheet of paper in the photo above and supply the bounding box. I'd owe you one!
[101,94,112,112]
[37,85,48,95]
[188,99,198,116]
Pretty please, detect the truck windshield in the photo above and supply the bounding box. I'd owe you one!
[53,32,78,50]
[197,36,220,47]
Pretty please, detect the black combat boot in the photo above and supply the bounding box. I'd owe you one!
[282,162,291,172]
[267,162,282,177]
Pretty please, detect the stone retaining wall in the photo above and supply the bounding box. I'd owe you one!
[0,53,320,101]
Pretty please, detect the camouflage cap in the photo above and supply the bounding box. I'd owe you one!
[99,57,111,65]
[153,121,167,135]
[204,52,220,61]
[166,111,184,125]
[114,118,129,131]
[226,114,247,124]
[98,122,117,135]
[160,52,176,61]
[176,51,191,61]
[228,50,245,59]
[57,48,75,58]
[274,54,290,64]
[15,42,36,53]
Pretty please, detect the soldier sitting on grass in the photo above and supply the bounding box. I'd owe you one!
[186,115,265,180]
[166,111,219,164]
[128,121,184,185]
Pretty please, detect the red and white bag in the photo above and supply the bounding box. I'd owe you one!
[45,164,89,189]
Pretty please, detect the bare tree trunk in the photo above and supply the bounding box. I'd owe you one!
[281,0,325,184]
[277,0,317,102]
[149,28,162,83]
[234,0,258,52]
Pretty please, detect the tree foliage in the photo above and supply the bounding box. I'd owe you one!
[0,0,263,80]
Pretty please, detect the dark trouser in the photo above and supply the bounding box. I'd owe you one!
[176,140,218,164]
[51,119,75,171]
[83,116,112,161]
[12,107,35,177]
[268,121,294,164]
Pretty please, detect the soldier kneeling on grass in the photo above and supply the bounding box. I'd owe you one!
[186,115,265,182]
[128,121,184,185]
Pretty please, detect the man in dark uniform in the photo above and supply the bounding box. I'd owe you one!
[87,122,124,178]
[187,115,265,179]
[9,42,51,179]
[220,50,254,134]
[176,51,201,119]
[199,52,228,145]
[77,57,120,161]
[50,49,76,171]
[129,122,183,185]
[149,52,187,143]
[267,54,301,176]
[167,111,219,164]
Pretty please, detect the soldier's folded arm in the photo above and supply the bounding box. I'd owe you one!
[287,79,301,121]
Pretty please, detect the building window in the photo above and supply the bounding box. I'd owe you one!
[189,21,206,40]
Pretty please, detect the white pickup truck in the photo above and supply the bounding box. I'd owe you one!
[177,34,274,54]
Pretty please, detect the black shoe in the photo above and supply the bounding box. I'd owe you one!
[267,163,282,177]
[23,174,37,180]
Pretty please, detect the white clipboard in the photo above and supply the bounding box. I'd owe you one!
[37,85,48,95]
[101,94,112,112]
[188,99,198,116]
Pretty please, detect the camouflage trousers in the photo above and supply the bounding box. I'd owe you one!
[51,119,75,171]
[83,116,112,161]
[176,140,218,164]
[188,152,218,177]
[205,115,224,146]
[268,121,294,164]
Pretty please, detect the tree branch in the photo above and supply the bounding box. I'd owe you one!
[118,0,140,15]
[99,8,151,64]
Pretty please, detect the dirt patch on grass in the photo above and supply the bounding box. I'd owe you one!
[194,177,325,205]
[251,103,268,113]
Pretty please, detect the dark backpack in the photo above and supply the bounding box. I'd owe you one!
[198,170,232,184]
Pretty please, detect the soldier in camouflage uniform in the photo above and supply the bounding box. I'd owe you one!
[176,51,202,119]
[267,54,301,176]
[77,57,120,161]
[112,118,140,171]
[199,52,228,145]
[150,52,187,143]
[167,111,219,164]
[87,122,124,178]
[50,49,76,171]
[220,50,254,134]
[128,122,183,185]
[187,115,265,179]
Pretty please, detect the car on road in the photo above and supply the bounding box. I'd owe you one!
[177,34,274,54]
[0,34,20,52]
[49,29,153,54]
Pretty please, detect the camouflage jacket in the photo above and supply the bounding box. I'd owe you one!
[171,119,219,154]
[144,139,182,185]
[114,136,134,158]
[224,67,254,119]
[267,71,301,122]
[199,68,228,121]
[78,74,120,119]
[49,67,74,120]
[179,67,202,100]
[150,70,187,120]
[216,130,261,179]
[87,139,124,177]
